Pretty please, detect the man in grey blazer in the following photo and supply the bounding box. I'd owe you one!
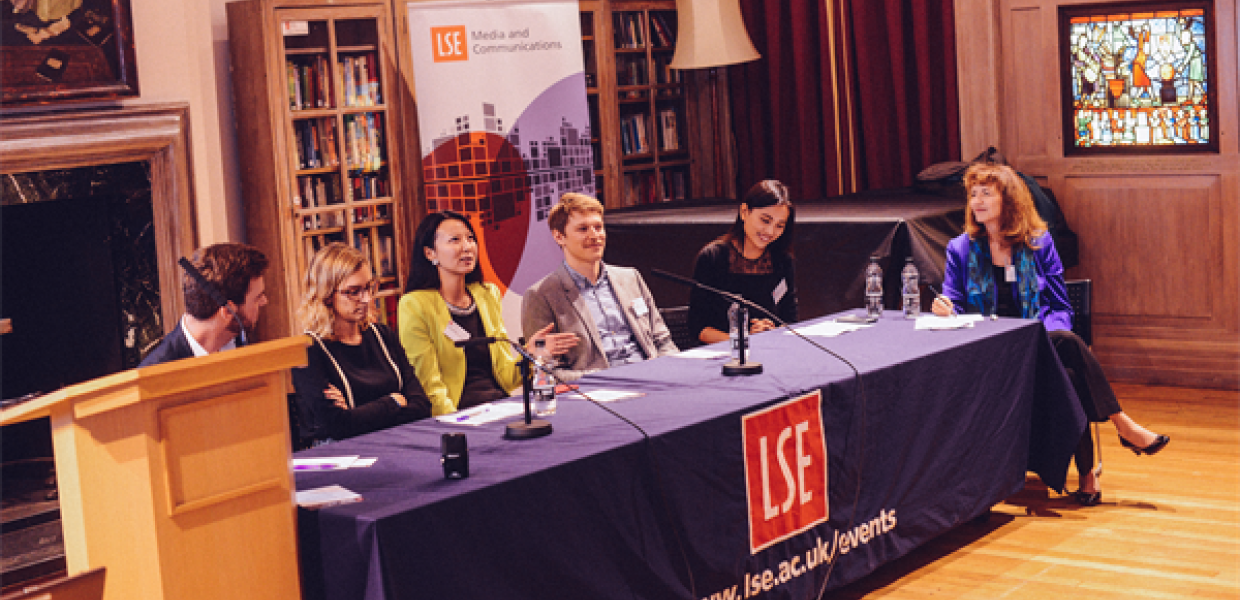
[522,193,678,381]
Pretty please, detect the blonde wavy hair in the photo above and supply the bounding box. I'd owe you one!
[298,243,372,339]
[963,164,1048,249]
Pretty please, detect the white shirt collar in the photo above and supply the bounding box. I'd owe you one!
[181,315,236,357]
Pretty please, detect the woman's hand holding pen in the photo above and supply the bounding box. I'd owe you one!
[931,294,954,316]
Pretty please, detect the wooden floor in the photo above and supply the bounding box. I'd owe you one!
[834,383,1240,600]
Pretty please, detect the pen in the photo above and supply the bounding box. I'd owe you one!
[294,464,342,471]
[455,407,488,422]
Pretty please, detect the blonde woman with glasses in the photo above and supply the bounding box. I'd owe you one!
[292,243,431,443]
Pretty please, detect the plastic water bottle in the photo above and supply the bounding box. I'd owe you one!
[865,256,883,318]
[531,339,556,416]
[728,302,748,361]
[902,257,921,318]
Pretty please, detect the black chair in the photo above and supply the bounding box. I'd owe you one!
[659,305,700,350]
[1065,279,1101,475]
[1065,279,1092,346]
[288,392,314,452]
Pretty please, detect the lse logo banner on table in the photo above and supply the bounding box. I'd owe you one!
[742,391,829,554]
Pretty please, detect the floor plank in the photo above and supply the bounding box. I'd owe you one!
[834,383,1240,600]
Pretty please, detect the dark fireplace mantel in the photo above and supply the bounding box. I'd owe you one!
[1,103,199,332]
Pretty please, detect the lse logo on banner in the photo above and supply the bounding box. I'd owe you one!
[431,26,468,62]
[742,390,829,554]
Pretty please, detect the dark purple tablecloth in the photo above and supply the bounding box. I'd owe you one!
[294,312,1084,600]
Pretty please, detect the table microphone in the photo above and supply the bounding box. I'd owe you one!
[650,269,763,375]
[652,267,871,600]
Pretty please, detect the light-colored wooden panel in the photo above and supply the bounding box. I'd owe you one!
[159,383,286,513]
[955,0,1002,158]
[1007,7,1051,159]
[1061,175,1222,323]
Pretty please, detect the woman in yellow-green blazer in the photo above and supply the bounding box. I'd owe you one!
[398,211,577,416]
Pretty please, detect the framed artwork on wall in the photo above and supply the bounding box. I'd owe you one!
[1,0,139,106]
[1059,0,1217,155]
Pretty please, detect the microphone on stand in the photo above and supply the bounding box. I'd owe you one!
[650,269,763,375]
[454,335,553,439]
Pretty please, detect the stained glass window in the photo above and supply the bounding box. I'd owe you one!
[1060,3,1215,153]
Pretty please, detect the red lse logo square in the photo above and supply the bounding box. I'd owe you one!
[742,390,829,554]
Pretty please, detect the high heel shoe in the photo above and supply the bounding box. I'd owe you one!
[1119,434,1170,456]
[1071,462,1103,506]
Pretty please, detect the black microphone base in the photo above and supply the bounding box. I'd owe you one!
[504,419,553,440]
[722,360,763,376]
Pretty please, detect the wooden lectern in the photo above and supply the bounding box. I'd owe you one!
[0,337,310,600]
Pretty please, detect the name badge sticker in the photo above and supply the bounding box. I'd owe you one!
[631,296,649,317]
[1005,264,1016,283]
[772,279,788,304]
[443,321,470,343]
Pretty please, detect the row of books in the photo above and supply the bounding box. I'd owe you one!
[354,231,396,278]
[294,118,339,170]
[613,12,676,49]
[340,54,382,107]
[286,53,382,110]
[620,169,687,206]
[662,169,687,201]
[344,113,384,172]
[353,204,391,223]
[620,113,649,155]
[295,173,392,207]
[648,13,676,47]
[620,109,682,155]
[301,232,395,278]
[657,108,681,151]
[288,56,332,110]
[297,174,344,207]
[617,56,648,87]
[350,173,390,201]
[302,211,346,232]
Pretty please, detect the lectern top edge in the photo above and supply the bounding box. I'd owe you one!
[1,336,311,426]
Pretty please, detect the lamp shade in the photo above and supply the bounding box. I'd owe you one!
[668,0,761,70]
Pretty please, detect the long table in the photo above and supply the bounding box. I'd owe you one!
[294,312,1085,600]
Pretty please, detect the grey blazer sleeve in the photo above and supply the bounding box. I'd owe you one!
[521,274,601,382]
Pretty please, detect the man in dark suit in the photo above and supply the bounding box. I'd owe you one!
[522,193,677,381]
[139,243,269,367]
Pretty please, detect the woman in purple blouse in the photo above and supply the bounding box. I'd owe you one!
[933,164,1169,506]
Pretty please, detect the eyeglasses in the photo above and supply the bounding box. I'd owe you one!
[337,281,378,301]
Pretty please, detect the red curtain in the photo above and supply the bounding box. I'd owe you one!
[846,0,961,189]
[728,0,960,196]
[729,0,859,200]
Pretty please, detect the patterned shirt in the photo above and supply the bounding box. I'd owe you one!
[563,262,646,366]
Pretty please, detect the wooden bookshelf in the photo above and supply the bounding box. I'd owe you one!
[227,0,409,341]
[580,0,697,208]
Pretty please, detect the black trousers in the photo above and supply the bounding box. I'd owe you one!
[1049,329,1122,475]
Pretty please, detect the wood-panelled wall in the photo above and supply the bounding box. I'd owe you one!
[954,0,1239,389]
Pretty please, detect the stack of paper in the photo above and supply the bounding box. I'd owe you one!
[787,320,873,338]
[292,456,377,471]
[296,485,362,510]
[435,402,526,426]
[914,314,986,330]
